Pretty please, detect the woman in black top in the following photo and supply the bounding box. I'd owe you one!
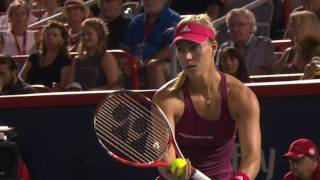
[19,21,73,90]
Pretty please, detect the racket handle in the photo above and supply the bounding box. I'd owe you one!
[191,169,211,180]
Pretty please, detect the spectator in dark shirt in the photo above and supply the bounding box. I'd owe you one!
[19,21,73,90]
[0,54,36,95]
[98,0,130,49]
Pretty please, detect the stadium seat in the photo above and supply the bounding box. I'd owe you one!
[107,50,140,89]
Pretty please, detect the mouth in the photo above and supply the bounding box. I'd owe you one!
[186,65,196,69]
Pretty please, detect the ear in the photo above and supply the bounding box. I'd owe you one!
[211,41,218,56]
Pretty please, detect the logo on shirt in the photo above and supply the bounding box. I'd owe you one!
[180,25,191,33]
[178,132,213,140]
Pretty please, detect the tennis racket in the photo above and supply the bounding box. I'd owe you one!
[93,90,211,180]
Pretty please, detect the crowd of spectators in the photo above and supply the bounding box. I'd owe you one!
[0,1,319,180]
[0,0,319,95]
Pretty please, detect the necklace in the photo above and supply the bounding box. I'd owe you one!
[205,97,212,106]
[202,93,213,106]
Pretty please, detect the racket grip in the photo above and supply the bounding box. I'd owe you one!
[191,169,211,180]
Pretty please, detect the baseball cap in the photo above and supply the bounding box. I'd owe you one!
[63,0,90,18]
[283,138,318,160]
[170,22,215,47]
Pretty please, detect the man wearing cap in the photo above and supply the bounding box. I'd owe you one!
[63,0,90,52]
[283,138,320,180]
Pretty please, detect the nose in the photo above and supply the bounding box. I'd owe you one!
[183,51,193,60]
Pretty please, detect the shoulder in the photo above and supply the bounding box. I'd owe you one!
[226,75,258,113]
[153,78,182,107]
[101,52,117,66]
[167,7,181,19]
[158,6,181,23]
[220,41,233,49]
[104,51,116,60]
[129,13,144,25]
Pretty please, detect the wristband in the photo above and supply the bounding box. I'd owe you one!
[231,171,250,180]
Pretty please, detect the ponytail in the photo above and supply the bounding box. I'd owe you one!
[169,71,187,92]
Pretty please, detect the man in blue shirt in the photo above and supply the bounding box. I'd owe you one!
[121,0,180,89]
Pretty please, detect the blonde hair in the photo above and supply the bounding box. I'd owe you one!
[7,0,30,30]
[226,8,257,33]
[78,17,109,59]
[289,11,320,43]
[169,14,214,92]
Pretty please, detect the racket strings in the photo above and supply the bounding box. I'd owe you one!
[96,120,153,163]
[97,105,157,153]
[95,94,169,163]
[117,93,170,135]
[107,96,168,144]
[96,105,161,162]
[111,94,171,151]
[96,121,147,162]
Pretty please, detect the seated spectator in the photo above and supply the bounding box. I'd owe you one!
[0,0,40,56]
[98,0,130,49]
[217,46,250,83]
[62,0,90,52]
[0,0,38,30]
[291,0,320,22]
[19,21,73,90]
[273,11,320,74]
[70,17,121,90]
[216,8,276,75]
[298,37,320,79]
[40,0,62,20]
[283,138,320,180]
[0,54,36,95]
[120,0,180,89]
[169,0,223,21]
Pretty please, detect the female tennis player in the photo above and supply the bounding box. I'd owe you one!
[153,14,261,180]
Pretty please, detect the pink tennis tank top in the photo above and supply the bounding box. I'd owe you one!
[175,72,236,180]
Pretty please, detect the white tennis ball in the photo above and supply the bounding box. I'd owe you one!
[169,158,187,176]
